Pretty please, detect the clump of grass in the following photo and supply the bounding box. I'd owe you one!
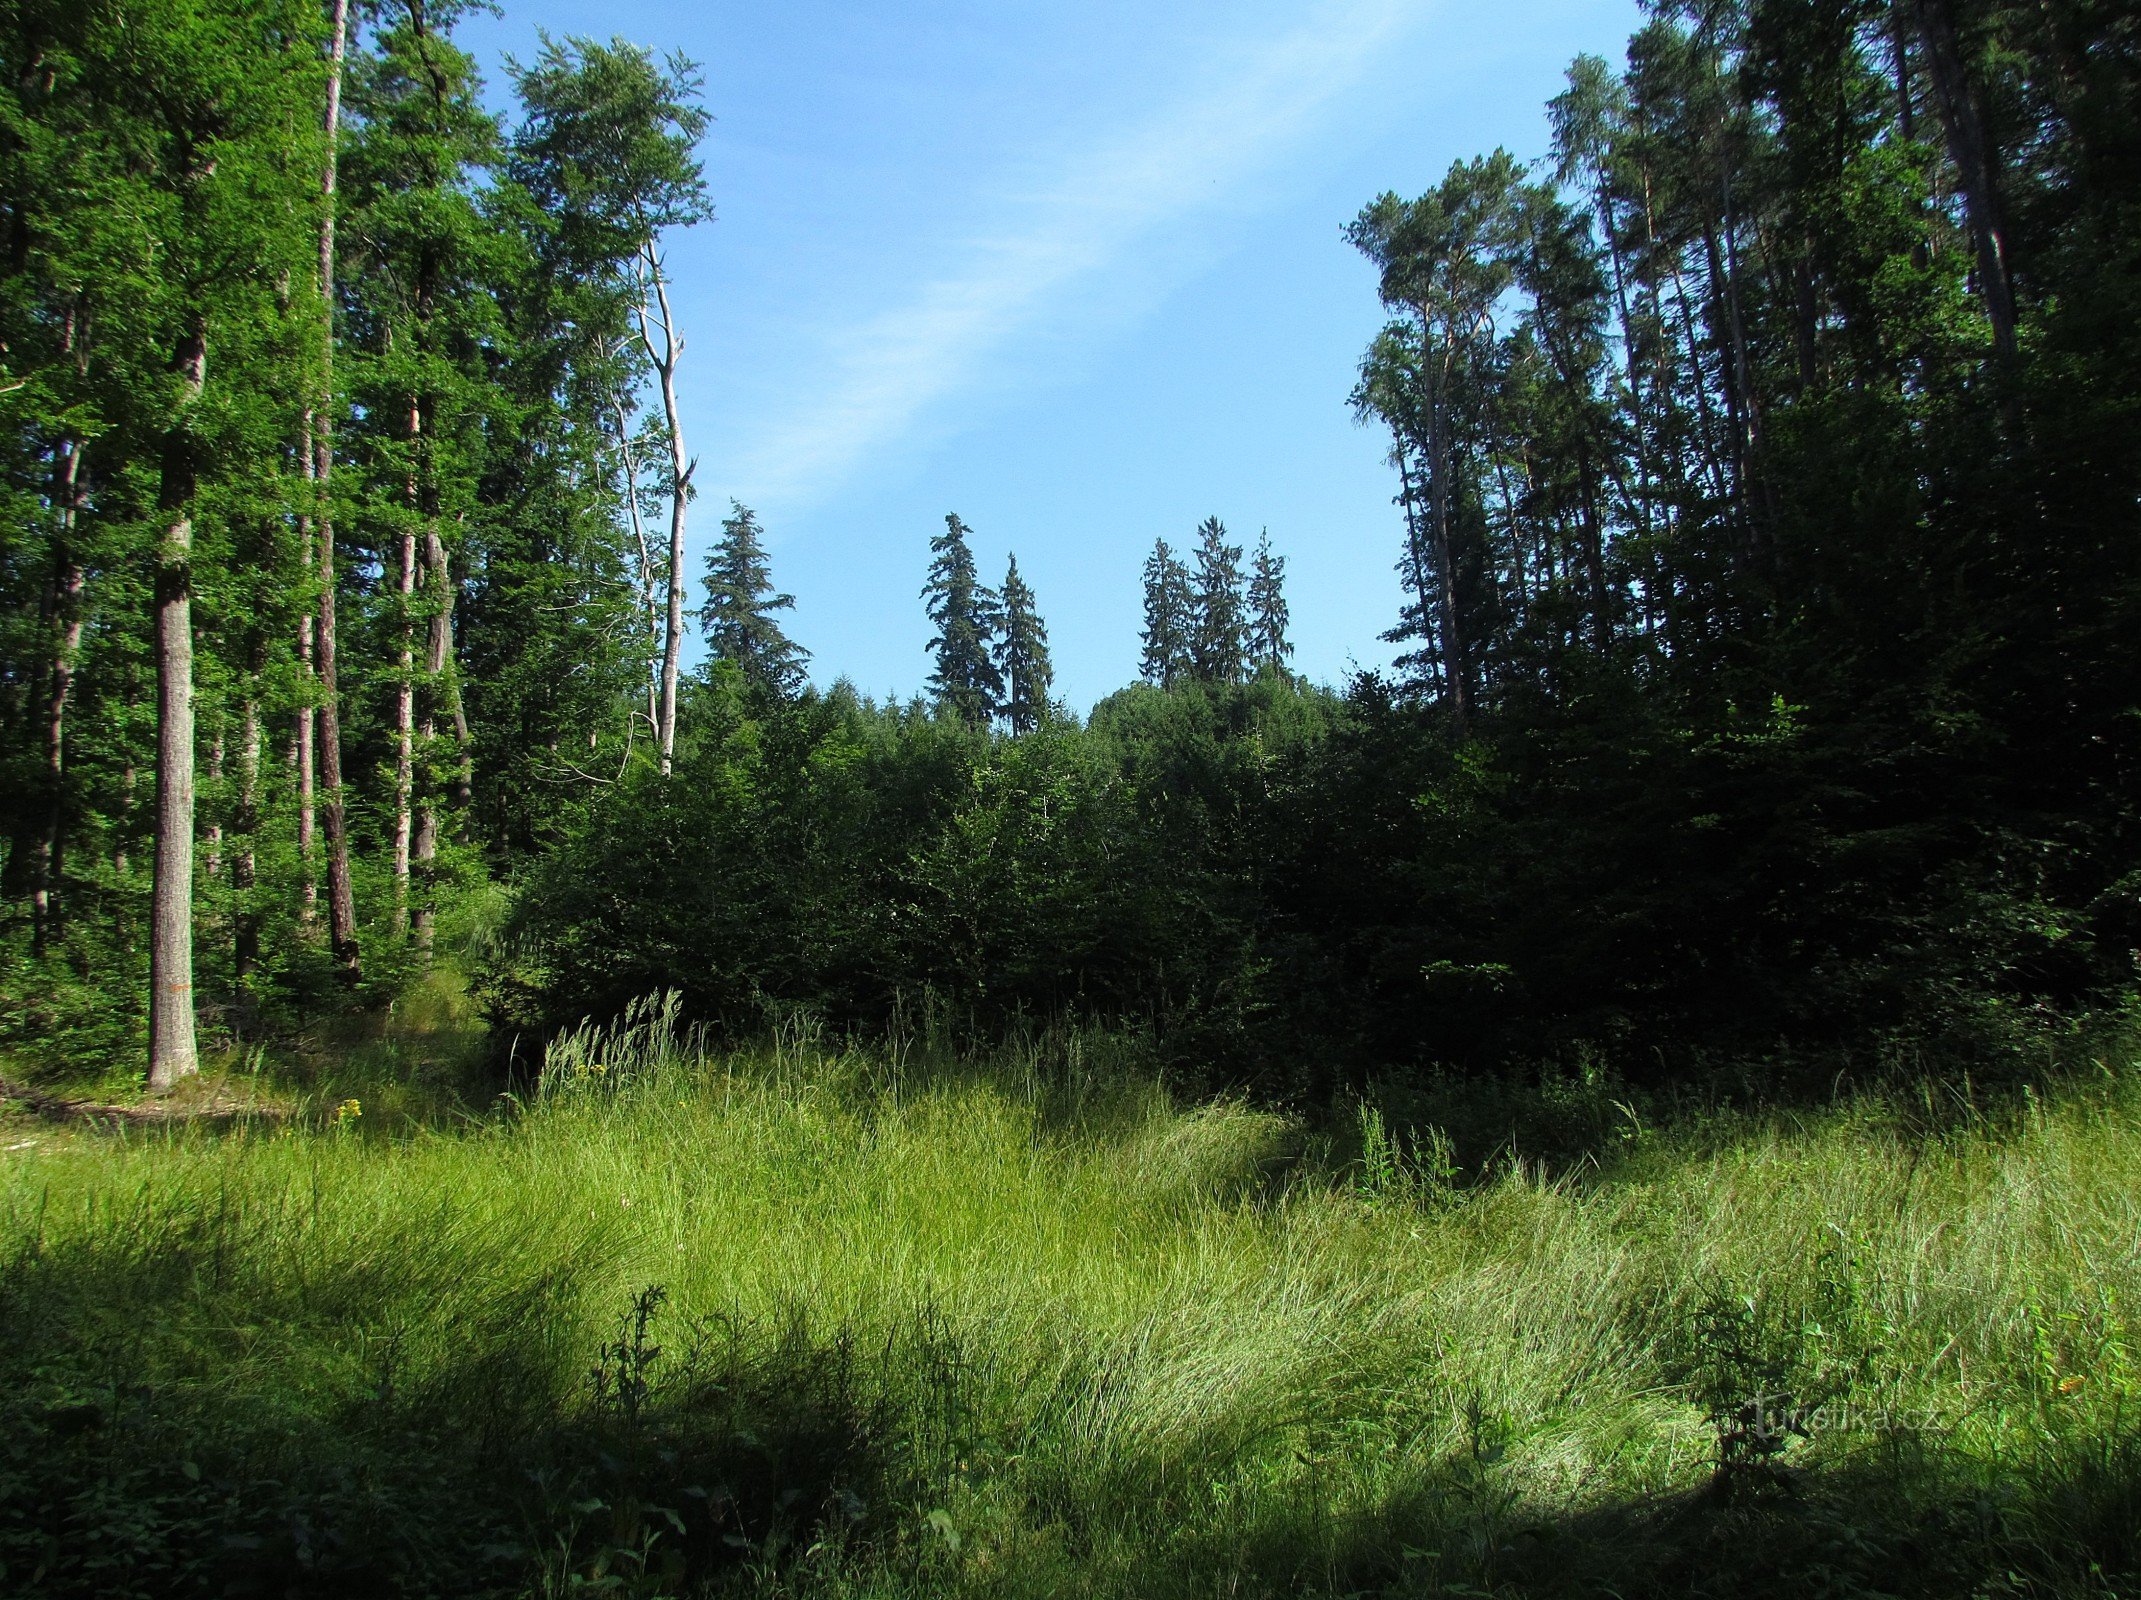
[0,1012,2136,1597]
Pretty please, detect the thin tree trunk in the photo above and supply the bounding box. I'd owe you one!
[234,660,262,985]
[392,399,418,936]
[1668,253,1732,508]
[1577,449,1610,650]
[1702,223,1754,533]
[296,457,317,927]
[149,320,207,1092]
[614,396,662,740]
[1596,196,1653,542]
[205,725,225,880]
[1912,0,2017,359]
[636,249,692,775]
[1420,341,1469,737]
[411,523,464,948]
[316,0,359,976]
[33,437,85,956]
[115,757,135,881]
[1889,1,1917,143]
[1392,436,1444,699]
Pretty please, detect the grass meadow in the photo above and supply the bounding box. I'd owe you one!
[2,991,2138,1598]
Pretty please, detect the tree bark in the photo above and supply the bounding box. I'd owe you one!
[1392,437,1444,699]
[296,467,317,927]
[1912,0,2017,359]
[412,523,464,949]
[315,0,359,976]
[33,437,86,956]
[392,399,418,935]
[149,320,208,1092]
[636,249,691,775]
[614,396,663,741]
[234,663,262,985]
[1418,335,1469,737]
[205,724,225,880]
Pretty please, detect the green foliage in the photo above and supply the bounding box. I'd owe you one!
[0,1,713,1065]
[1137,536,1192,688]
[921,514,1001,729]
[1245,528,1291,674]
[699,502,808,700]
[992,553,1052,735]
[1187,515,1246,684]
[497,674,1342,1076]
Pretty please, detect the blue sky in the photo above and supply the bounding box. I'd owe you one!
[458,0,1644,710]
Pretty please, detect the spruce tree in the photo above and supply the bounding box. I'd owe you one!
[994,554,1052,735]
[1138,538,1192,687]
[923,514,1001,727]
[1246,528,1292,674]
[700,502,809,697]
[1189,516,1246,684]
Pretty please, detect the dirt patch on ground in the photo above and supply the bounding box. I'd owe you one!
[0,1077,287,1130]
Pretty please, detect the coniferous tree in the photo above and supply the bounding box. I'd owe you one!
[1138,538,1192,688]
[1189,516,1247,684]
[700,502,808,698]
[922,514,1001,727]
[1348,154,1524,733]
[1246,529,1292,674]
[994,554,1052,735]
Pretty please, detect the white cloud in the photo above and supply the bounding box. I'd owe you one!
[717,0,1423,510]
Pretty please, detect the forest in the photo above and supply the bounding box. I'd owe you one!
[1,0,2138,1595]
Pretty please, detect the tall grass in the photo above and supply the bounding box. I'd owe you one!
[1,1010,2136,1597]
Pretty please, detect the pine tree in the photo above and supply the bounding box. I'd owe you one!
[1246,529,1292,674]
[700,502,809,698]
[1348,153,1525,733]
[1138,538,1192,688]
[1189,516,1247,684]
[994,554,1052,734]
[923,514,1001,727]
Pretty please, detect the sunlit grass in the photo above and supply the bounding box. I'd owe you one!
[2,1008,2136,1596]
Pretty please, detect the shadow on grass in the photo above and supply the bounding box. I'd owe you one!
[3,1234,2136,1600]
[0,1260,899,1599]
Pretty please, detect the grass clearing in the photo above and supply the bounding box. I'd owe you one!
[2,1005,2137,1596]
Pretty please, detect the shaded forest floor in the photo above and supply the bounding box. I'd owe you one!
[2,995,2138,1598]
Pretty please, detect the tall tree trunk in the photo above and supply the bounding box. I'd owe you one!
[1595,195,1654,542]
[1668,254,1732,508]
[636,249,692,775]
[296,460,317,927]
[33,436,86,956]
[1392,437,1444,699]
[412,523,463,949]
[614,396,662,742]
[1888,1,1917,143]
[392,399,418,936]
[149,320,208,1092]
[1911,0,2018,359]
[1418,339,1469,737]
[205,725,225,880]
[234,657,262,986]
[315,0,359,976]
[1577,448,1610,650]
